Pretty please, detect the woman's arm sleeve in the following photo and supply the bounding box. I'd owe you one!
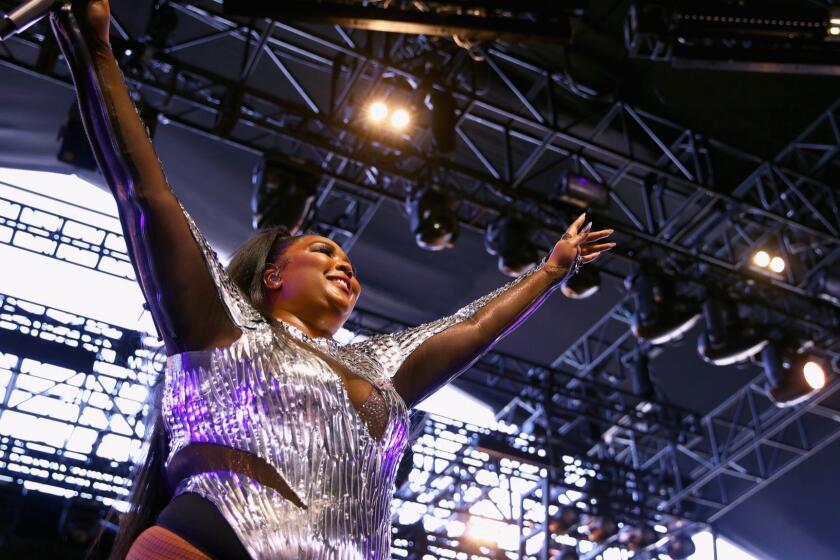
[349,259,567,408]
[50,7,255,353]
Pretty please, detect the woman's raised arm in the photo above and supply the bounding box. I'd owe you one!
[50,1,240,354]
[351,213,614,409]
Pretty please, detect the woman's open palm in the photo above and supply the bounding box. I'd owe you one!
[547,212,615,273]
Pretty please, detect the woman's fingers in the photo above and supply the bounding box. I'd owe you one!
[585,252,610,263]
[565,212,587,237]
[582,229,613,243]
[582,242,616,254]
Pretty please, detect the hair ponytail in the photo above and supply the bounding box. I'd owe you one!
[107,386,169,559]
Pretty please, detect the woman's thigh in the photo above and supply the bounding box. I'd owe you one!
[126,526,211,560]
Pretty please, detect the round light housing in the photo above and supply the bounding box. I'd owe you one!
[368,101,388,123]
[390,108,411,130]
[753,250,770,268]
[804,360,826,389]
[769,256,786,273]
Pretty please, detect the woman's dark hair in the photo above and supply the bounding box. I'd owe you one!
[227,225,299,323]
[107,225,299,558]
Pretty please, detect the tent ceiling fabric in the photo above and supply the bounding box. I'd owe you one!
[1,0,840,558]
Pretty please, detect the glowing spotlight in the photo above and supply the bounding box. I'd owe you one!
[769,256,785,273]
[764,346,830,407]
[368,101,389,123]
[752,250,770,268]
[804,360,827,390]
[830,26,840,36]
[390,108,411,130]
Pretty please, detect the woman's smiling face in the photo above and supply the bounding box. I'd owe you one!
[263,235,361,328]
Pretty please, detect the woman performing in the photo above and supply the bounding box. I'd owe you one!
[50,1,615,558]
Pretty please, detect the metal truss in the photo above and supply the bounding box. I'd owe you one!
[223,0,578,44]
[732,99,840,301]
[2,0,837,339]
[659,372,840,523]
[497,97,840,540]
[390,413,691,560]
[0,179,697,522]
[0,291,162,505]
[624,1,840,75]
[1,0,839,555]
[0,163,700,552]
[0,188,135,281]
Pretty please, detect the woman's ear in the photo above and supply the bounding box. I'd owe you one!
[263,264,283,290]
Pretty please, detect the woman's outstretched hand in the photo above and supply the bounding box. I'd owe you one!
[546,212,615,275]
[71,0,111,47]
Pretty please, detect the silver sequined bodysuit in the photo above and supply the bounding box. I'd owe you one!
[160,212,551,560]
[46,11,562,559]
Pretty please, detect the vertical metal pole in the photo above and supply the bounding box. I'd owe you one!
[542,477,550,560]
[713,528,719,560]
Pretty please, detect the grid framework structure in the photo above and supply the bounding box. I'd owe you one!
[0,0,839,557]
[0,170,696,557]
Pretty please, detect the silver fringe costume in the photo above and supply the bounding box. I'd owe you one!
[47,7,564,558]
[160,211,553,559]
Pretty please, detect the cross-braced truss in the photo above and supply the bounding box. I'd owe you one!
[1,0,840,557]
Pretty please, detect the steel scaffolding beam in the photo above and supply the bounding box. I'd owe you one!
[506,97,840,529]
[2,0,836,345]
[1,0,839,554]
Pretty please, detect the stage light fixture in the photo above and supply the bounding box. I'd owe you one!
[584,516,617,543]
[752,250,770,268]
[804,360,827,390]
[145,1,178,52]
[626,272,701,345]
[560,266,600,299]
[390,108,411,130]
[751,249,786,275]
[625,2,838,74]
[830,13,840,38]
[811,269,840,305]
[429,89,456,153]
[696,298,768,366]
[251,156,319,233]
[663,533,696,559]
[618,525,657,551]
[485,214,539,277]
[406,184,460,251]
[553,173,610,209]
[548,505,581,535]
[368,101,389,123]
[762,344,829,408]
